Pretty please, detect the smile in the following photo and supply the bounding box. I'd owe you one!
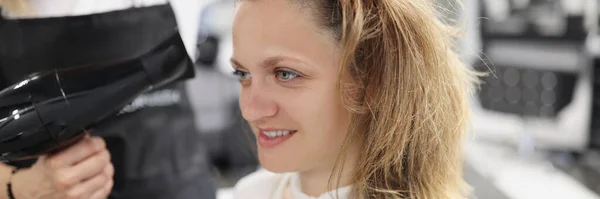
[257,129,297,148]
[263,130,293,138]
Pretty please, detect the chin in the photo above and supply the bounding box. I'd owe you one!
[257,148,299,173]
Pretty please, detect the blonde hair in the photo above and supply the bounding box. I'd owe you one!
[315,0,478,198]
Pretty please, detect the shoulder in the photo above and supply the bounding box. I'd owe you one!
[233,169,286,199]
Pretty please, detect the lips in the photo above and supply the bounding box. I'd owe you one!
[257,129,297,148]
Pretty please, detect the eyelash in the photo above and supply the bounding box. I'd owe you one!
[232,68,303,84]
[274,68,301,83]
[232,70,251,81]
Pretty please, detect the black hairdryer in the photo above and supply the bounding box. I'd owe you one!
[0,31,194,163]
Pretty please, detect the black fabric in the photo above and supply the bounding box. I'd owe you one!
[0,4,194,85]
[98,83,216,199]
[0,4,216,199]
[592,57,600,149]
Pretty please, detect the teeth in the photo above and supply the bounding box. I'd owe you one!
[264,130,292,138]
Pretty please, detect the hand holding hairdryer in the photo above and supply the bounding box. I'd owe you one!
[0,31,195,163]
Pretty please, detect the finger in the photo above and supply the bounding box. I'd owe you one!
[54,150,110,190]
[65,171,110,199]
[89,180,114,199]
[47,136,106,168]
[71,150,110,181]
[104,163,114,179]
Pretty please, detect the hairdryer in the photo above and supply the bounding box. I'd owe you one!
[0,31,194,163]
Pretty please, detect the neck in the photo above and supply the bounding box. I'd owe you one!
[298,149,357,197]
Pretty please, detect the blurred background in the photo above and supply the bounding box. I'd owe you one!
[184,0,600,198]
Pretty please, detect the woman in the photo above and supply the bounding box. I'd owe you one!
[231,0,478,198]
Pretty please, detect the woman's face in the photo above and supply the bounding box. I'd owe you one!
[231,0,351,173]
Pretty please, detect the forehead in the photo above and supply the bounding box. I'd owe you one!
[232,0,338,67]
[234,0,308,37]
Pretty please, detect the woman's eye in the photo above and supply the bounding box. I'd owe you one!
[276,70,300,82]
[233,70,251,81]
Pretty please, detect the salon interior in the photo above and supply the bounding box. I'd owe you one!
[1,0,599,198]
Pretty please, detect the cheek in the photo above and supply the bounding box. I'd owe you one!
[238,87,249,109]
[285,85,350,145]
[292,91,350,170]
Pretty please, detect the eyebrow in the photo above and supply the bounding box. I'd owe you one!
[230,55,306,70]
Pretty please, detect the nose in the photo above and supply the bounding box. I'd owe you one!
[239,82,278,122]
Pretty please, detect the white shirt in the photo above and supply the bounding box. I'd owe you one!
[233,169,353,199]
[0,0,203,59]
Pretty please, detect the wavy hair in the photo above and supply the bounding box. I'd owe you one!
[305,0,479,198]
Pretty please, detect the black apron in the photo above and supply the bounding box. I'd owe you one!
[0,4,216,199]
